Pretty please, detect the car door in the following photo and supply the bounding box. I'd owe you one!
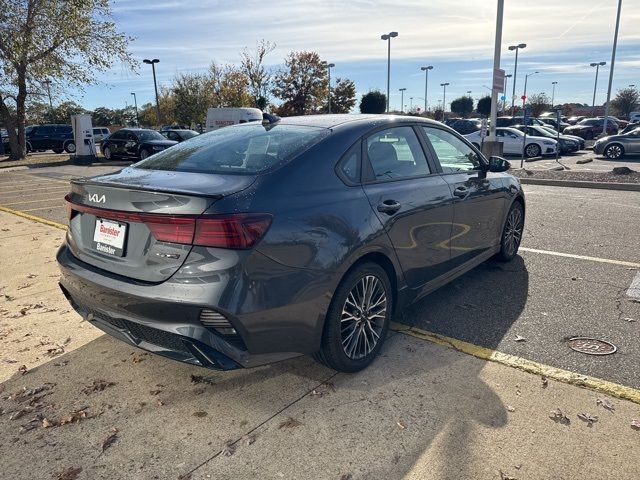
[361,125,455,288]
[123,132,139,157]
[421,126,509,268]
[29,126,47,150]
[105,130,124,155]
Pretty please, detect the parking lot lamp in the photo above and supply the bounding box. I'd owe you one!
[381,32,398,112]
[143,59,161,126]
[399,88,406,113]
[551,81,558,107]
[325,63,335,113]
[602,0,622,136]
[420,66,433,113]
[440,83,450,119]
[523,71,539,110]
[590,61,606,116]
[508,43,527,115]
[130,92,139,126]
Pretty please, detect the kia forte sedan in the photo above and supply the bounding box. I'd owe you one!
[57,115,525,373]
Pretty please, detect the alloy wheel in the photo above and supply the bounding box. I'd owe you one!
[605,144,622,159]
[525,144,540,158]
[503,206,523,257]
[340,275,387,360]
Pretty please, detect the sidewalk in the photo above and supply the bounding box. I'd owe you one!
[0,211,638,480]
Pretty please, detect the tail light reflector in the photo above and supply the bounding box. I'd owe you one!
[65,194,271,249]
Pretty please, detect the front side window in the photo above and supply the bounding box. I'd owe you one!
[422,127,482,173]
[136,130,166,142]
[365,126,430,180]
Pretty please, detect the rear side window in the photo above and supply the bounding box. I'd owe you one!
[365,126,430,181]
[135,124,328,175]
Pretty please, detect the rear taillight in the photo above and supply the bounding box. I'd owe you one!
[65,195,272,249]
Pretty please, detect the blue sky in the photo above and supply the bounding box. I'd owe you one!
[69,0,640,112]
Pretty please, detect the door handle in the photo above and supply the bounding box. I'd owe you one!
[377,200,401,214]
[453,186,469,198]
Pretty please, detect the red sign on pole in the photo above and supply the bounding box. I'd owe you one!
[521,95,527,101]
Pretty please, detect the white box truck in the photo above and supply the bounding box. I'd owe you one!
[205,108,263,132]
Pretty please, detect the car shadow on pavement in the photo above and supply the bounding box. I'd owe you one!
[0,258,528,479]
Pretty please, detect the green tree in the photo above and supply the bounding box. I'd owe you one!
[526,93,550,118]
[91,107,117,126]
[0,0,134,160]
[25,101,50,125]
[329,78,356,113]
[359,90,386,114]
[476,96,492,117]
[450,96,474,117]
[240,39,276,110]
[272,51,328,115]
[172,73,211,126]
[46,101,85,124]
[610,87,640,119]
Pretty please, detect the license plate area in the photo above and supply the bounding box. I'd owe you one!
[92,218,127,257]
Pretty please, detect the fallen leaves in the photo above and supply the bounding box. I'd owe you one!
[54,467,82,480]
[541,376,548,389]
[631,420,640,430]
[101,427,119,452]
[221,440,236,456]
[396,420,407,430]
[278,417,303,429]
[506,405,516,412]
[59,409,90,426]
[514,335,526,342]
[499,471,517,480]
[18,365,28,375]
[597,397,615,411]
[193,411,208,418]
[190,374,215,385]
[16,283,33,290]
[46,345,65,357]
[241,434,255,446]
[577,413,598,427]
[549,408,570,425]
[81,380,116,395]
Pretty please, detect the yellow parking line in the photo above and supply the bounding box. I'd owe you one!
[0,185,70,195]
[0,178,67,186]
[10,171,71,185]
[391,322,640,405]
[520,247,640,269]
[0,205,66,230]
[20,205,66,212]
[1,197,66,206]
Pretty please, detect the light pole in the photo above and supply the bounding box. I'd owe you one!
[325,62,335,113]
[602,0,622,136]
[508,43,527,115]
[130,92,139,126]
[440,83,449,119]
[590,61,606,116]
[381,32,398,113]
[503,74,512,112]
[522,71,539,110]
[550,81,558,107]
[420,65,433,113]
[143,58,161,126]
[466,90,472,96]
[399,88,406,113]
[409,97,414,111]
[42,80,54,120]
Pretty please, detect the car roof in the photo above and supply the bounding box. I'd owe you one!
[277,114,444,130]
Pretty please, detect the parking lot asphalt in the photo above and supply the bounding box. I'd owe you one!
[1,212,639,480]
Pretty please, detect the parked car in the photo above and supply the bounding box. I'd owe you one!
[620,122,640,135]
[563,118,618,139]
[539,126,585,150]
[593,128,640,159]
[160,124,189,131]
[466,127,558,157]
[447,118,482,135]
[160,129,200,142]
[539,117,570,131]
[101,128,177,161]
[23,124,75,154]
[495,116,545,127]
[513,125,580,154]
[93,127,111,144]
[599,116,628,129]
[57,114,525,373]
[566,116,586,125]
[630,112,640,123]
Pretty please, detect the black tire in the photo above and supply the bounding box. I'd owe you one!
[314,262,392,373]
[139,149,150,160]
[52,148,64,154]
[64,141,76,154]
[102,146,113,160]
[496,201,524,262]
[524,143,541,158]
[604,143,624,159]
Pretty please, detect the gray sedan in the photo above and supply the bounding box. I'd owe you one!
[594,128,640,159]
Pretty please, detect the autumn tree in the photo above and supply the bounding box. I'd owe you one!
[329,78,356,113]
[450,96,474,117]
[0,0,134,160]
[526,93,550,118]
[611,87,640,119]
[240,40,276,110]
[359,91,386,114]
[272,51,328,115]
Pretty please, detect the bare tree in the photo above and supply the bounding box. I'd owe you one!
[240,40,276,110]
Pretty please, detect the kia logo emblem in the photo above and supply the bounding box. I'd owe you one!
[88,193,106,203]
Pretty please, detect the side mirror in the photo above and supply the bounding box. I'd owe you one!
[488,156,511,173]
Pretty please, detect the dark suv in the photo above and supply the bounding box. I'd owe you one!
[25,124,76,154]
[563,118,618,139]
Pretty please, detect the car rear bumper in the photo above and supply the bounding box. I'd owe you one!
[57,243,329,370]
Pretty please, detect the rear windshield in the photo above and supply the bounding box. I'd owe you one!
[134,124,328,174]
[136,130,167,141]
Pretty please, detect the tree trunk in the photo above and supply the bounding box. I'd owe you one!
[14,66,28,160]
[0,98,20,160]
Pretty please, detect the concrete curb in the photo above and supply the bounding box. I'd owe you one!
[0,165,28,173]
[519,177,640,192]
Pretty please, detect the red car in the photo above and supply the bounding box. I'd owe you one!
[563,118,618,140]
